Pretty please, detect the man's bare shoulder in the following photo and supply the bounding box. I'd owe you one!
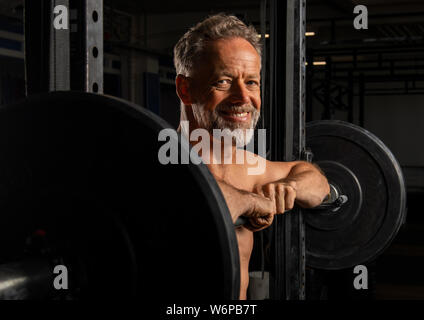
[240,149,299,183]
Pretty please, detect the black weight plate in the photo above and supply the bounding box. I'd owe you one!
[305,120,406,270]
[0,91,239,300]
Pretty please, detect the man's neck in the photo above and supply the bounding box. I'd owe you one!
[178,120,238,166]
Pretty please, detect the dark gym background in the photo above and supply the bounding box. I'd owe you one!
[0,0,423,299]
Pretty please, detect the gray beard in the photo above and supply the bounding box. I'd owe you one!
[191,103,260,147]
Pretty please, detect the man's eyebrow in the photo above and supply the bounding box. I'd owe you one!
[221,71,235,78]
[217,72,260,79]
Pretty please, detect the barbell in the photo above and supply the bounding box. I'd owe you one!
[0,91,239,300]
[305,120,406,270]
[0,91,406,299]
[236,120,406,271]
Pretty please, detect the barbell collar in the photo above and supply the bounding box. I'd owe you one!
[309,184,348,213]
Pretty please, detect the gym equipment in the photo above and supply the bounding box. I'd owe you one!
[236,120,406,271]
[304,120,407,270]
[0,91,240,300]
[0,91,407,298]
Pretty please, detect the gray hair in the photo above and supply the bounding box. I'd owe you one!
[173,13,261,76]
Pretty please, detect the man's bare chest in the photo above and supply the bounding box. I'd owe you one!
[207,163,260,193]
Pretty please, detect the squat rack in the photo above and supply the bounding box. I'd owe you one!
[266,0,307,300]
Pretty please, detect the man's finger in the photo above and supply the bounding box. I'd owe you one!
[245,214,274,232]
[262,183,275,201]
[284,186,296,211]
[253,184,265,197]
[275,183,285,214]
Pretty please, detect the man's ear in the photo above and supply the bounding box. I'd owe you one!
[176,74,193,105]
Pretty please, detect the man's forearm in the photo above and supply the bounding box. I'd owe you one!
[284,162,330,208]
[216,179,276,225]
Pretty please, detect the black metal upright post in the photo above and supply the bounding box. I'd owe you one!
[269,0,306,300]
[289,0,307,300]
[70,0,103,93]
[49,0,70,91]
[25,0,102,94]
[24,0,70,95]
[24,0,49,95]
[306,49,314,122]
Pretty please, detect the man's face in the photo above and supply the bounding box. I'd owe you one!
[188,37,261,146]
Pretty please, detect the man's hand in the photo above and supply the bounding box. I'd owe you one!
[243,180,297,231]
[253,180,297,214]
[265,161,330,208]
[240,181,297,231]
[242,192,276,232]
[216,179,276,232]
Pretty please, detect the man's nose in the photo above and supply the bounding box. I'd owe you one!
[229,81,251,105]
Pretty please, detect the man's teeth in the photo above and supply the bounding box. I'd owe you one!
[229,112,248,117]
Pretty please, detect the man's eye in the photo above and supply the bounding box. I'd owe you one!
[247,80,259,86]
[216,79,231,86]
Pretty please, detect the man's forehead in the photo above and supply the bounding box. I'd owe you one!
[197,38,261,73]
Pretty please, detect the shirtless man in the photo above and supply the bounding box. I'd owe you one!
[174,14,330,299]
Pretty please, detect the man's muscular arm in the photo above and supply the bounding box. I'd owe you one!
[262,161,330,210]
[281,162,330,208]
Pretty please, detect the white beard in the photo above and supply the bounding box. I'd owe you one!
[191,103,260,147]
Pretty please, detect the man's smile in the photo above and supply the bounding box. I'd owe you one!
[218,110,251,122]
